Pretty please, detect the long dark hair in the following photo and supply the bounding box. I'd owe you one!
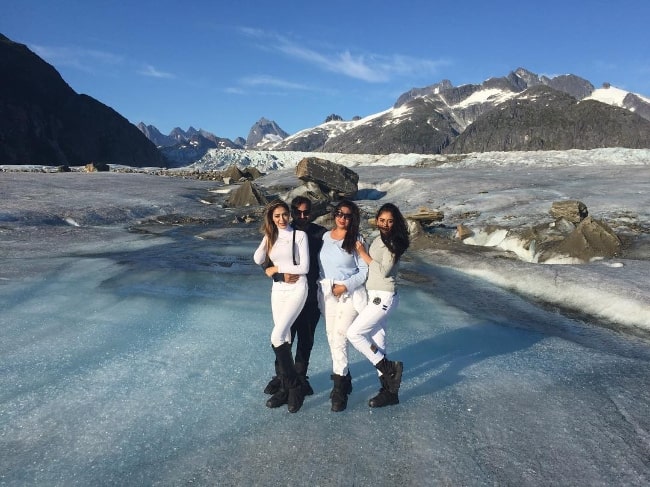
[333,200,361,254]
[261,199,290,254]
[376,203,409,261]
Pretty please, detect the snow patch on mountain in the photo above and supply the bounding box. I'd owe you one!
[585,86,629,106]
[452,88,514,108]
[382,105,414,127]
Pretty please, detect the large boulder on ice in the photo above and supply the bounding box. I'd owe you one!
[220,165,245,183]
[224,180,268,208]
[405,208,445,226]
[242,166,263,180]
[550,200,588,224]
[295,157,358,198]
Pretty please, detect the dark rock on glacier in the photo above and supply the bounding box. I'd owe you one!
[295,157,359,198]
[225,180,268,208]
[539,216,621,263]
[550,200,589,224]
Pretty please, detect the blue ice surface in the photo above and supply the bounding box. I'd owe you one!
[1,227,650,486]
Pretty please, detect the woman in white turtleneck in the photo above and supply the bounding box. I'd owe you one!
[253,200,309,413]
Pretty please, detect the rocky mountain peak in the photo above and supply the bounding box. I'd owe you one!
[246,117,288,148]
[324,114,344,123]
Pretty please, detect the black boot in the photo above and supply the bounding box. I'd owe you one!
[294,361,314,396]
[265,385,288,408]
[368,374,399,408]
[264,359,281,395]
[330,371,352,412]
[374,357,403,394]
[265,346,290,409]
[272,342,305,413]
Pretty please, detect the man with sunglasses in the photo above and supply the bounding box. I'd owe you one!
[264,196,326,397]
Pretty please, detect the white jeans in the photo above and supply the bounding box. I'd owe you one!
[270,282,307,347]
[347,290,398,370]
[319,283,366,376]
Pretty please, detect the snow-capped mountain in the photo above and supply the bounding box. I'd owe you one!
[139,67,650,164]
[585,85,650,121]
[136,123,177,147]
[268,68,650,154]
[245,117,288,148]
[136,124,244,167]
[447,85,650,153]
[137,124,242,150]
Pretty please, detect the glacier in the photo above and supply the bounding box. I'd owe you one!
[2,148,650,485]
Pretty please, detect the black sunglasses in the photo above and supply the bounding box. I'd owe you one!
[334,210,353,220]
[292,209,311,217]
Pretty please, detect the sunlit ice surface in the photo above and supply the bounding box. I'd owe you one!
[2,225,650,486]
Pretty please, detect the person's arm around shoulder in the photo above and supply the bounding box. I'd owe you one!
[355,239,371,265]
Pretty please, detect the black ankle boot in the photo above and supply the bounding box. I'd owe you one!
[374,358,403,394]
[330,371,352,412]
[287,383,304,413]
[264,376,281,395]
[368,375,399,408]
[265,387,289,408]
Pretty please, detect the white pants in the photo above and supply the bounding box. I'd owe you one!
[319,283,366,376]
[270,282,307,347]
[347,290,398,372]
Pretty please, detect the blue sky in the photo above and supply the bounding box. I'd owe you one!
[2,0,649,141]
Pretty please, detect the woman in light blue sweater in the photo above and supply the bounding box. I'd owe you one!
[318,200,368,412]
[347,203,409,408]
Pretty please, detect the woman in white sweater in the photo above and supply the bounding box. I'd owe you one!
[347,203,410,408]
[253,200,309,413]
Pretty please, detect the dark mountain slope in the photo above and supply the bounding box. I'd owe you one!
[445,86,650,153]
[0,33,166,166]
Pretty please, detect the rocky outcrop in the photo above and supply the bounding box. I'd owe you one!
[0,33,166,167]
[324,114,344,123]
[539,216,621,263]
[405,208,445,226]
[459,199,622,264]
